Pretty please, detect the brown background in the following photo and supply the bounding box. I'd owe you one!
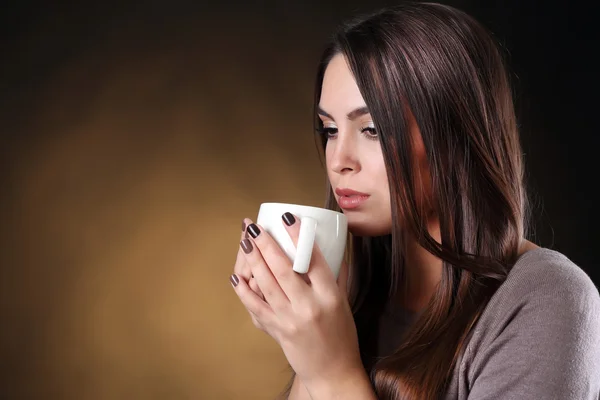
[1,0,597,398]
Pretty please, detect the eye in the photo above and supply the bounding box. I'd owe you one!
[360,126,378,140]
[316,126,338,139]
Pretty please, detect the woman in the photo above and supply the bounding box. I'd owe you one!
[230,2,600,399]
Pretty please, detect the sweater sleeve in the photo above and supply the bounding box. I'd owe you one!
[466,251,600,400]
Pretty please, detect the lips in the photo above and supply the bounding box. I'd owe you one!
[335,188,370,210]
[335,188,369,197]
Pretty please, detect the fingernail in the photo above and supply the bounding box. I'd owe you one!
[242,220,246,231]
[240,238,253,254]
[230,274,239,287]
[247,223,260,238]
[282,212,296,226]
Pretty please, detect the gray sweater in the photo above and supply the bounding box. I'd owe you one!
[379,248,600,399]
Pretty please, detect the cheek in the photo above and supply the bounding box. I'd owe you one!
[325,146,335,181]
[377,161,390,193]
[365,148,389,195]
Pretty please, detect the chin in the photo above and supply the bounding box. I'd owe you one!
[346,215,392,237]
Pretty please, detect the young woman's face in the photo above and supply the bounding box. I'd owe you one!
[319,54,392,236]
[319,54,432,237]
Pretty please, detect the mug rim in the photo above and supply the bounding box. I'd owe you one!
[259,202,345,217]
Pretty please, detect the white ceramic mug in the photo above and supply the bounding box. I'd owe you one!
[256,203,348,278]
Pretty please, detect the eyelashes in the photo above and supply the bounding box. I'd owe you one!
[315,126,379,141]
[315,127,338,138]
[360,127,378,140]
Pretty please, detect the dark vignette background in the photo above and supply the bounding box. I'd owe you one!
[1,0,598,398]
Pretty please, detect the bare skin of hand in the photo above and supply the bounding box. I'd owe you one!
[233,219,265,329]
[230,214,370,397]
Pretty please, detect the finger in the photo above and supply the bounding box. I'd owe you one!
[240,219,266,303]
[230,273,275,328]
[241,218,249,240]
[249,277,265,301]
[243,219,283,303]
[240,232,291,311]
[246,222,308,301]
[281,213,311,285]
[234,218,253,280]
[234,221,270,325]
[281,212,335,290]
[247,277,266,327]
[250,313,265,331]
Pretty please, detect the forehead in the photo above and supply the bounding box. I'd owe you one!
[320,54,367,113]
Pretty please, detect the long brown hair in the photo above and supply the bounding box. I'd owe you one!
[282,2,530,399]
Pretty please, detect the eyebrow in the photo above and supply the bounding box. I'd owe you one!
[317,106,370,121]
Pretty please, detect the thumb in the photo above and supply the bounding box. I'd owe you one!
[337,259,350,295]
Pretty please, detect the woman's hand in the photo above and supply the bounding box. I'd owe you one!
[232,219,266,330]
[230,213,371,397]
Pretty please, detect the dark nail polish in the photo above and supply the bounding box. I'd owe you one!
[247,223,260,238]
[282,212,296,226]
[230,274,239,287]
[242,220,246,231]
[240,238,253,254]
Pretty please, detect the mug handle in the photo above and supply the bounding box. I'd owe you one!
[292,216,317,274]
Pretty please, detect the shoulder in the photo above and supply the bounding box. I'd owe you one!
[497,247,600,337]
[475,247,600,339]
[458,248,600,397]
[497,247,600,316]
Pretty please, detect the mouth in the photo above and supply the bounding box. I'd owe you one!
[335,188,370,210]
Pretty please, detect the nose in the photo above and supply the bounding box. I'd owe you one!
[328,130,360,175]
